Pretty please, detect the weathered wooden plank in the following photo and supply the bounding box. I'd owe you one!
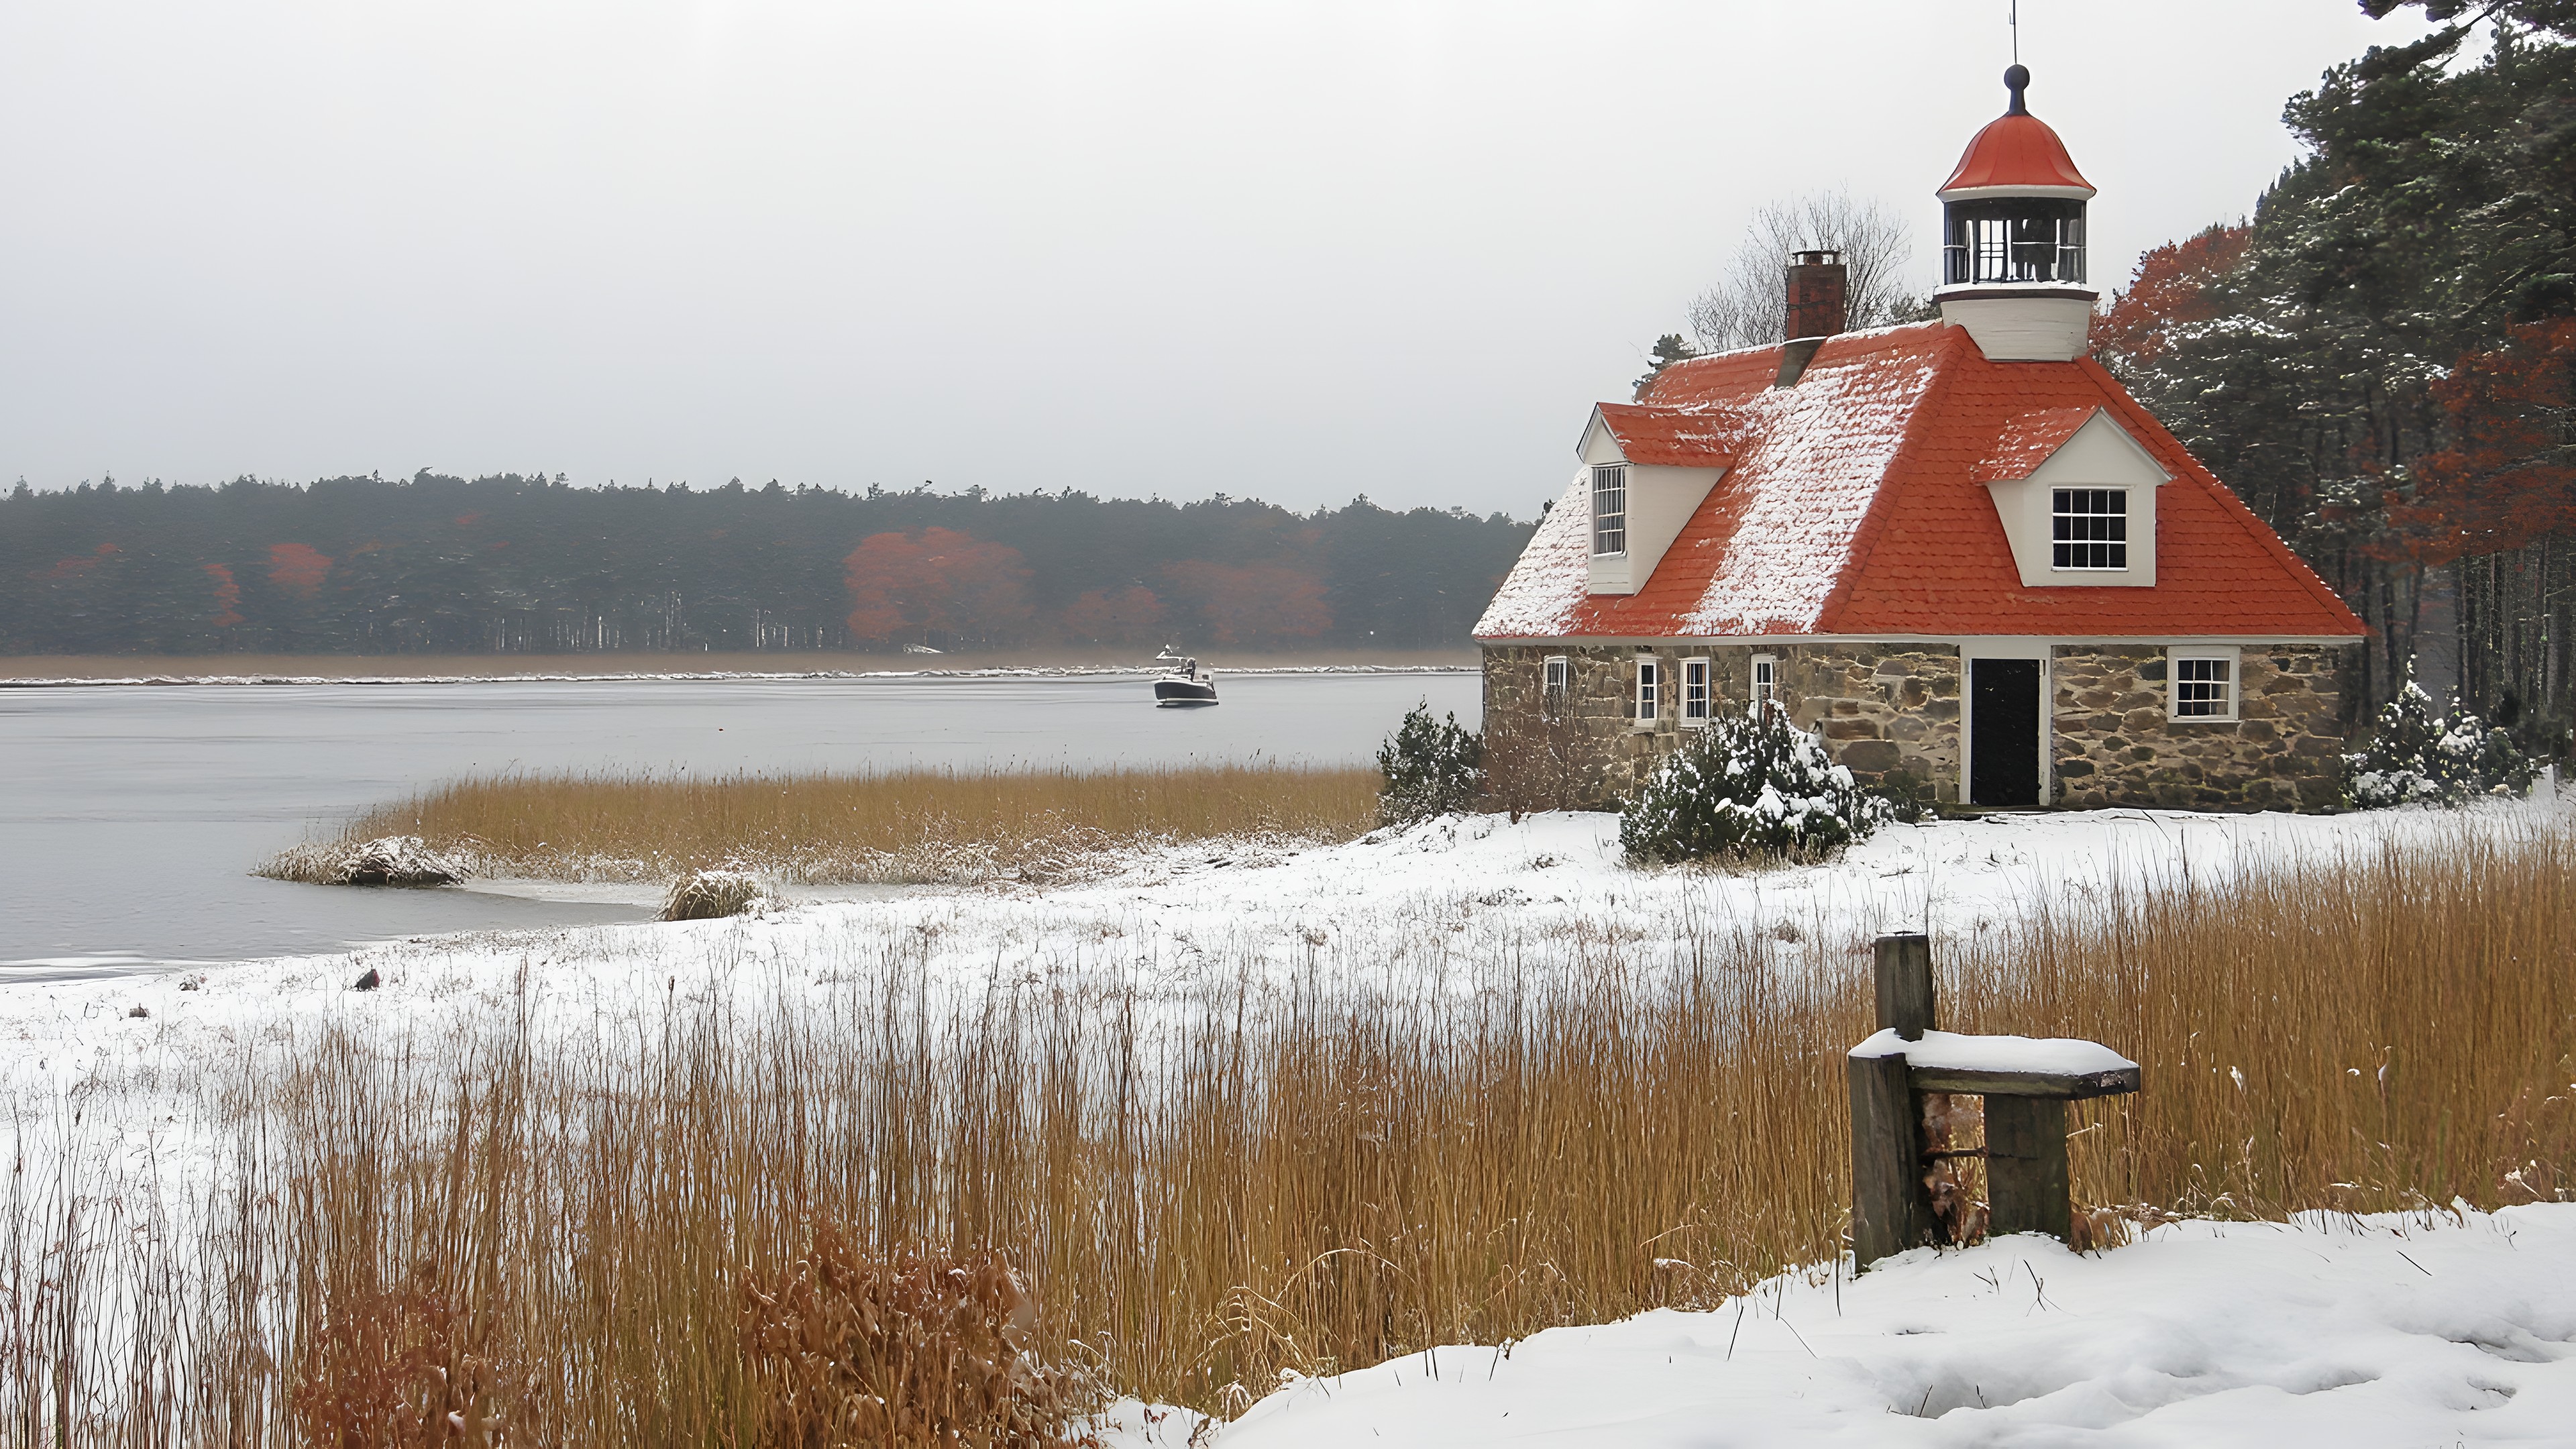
[1985,1094,2072,1240]
[1907,1064,2143,1100]
[1848,1053,1936,1270]
[1873,932,1935,1040]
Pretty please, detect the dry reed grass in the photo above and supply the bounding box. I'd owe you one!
[15,819,2576,1445]
[265,765,1383,885]
[737,1229,1093,1447]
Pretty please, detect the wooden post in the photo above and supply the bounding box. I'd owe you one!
[1874,932,1935,1040]
[1847,1053,1935,1268]
[1851,932,1939,1270]
[1984,1095,2071,1240]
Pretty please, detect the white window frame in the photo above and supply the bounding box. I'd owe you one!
[2168,645,2241,722]
[1542,655,1570,717]
[1680,657,1712,726]
[2051,488,2130,572]
[1750,653,1778,716]
[1591,464,1627,557]
[1633,656,1661,727]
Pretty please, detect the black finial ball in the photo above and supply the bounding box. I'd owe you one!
[2004,63,2031,115]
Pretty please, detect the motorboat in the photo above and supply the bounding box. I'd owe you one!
[1152,648,1219,706]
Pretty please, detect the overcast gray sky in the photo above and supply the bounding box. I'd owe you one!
[0,1,2443,515]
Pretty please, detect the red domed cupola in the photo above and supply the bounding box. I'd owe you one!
[1939,66,2096,201]
[1933,64,2099,362]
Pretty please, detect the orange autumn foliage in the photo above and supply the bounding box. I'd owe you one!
[843,527,1034,647]
[268,541,335,599]
[2389,319,2576,567]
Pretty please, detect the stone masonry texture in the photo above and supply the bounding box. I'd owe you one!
[1481,641,2355,814]
[2049,643,2353,811]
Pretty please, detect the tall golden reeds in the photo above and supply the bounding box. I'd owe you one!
[13,818,2576,1444]
[267,763,1383,884]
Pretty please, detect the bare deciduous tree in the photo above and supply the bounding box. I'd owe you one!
[1684,192,1921,355]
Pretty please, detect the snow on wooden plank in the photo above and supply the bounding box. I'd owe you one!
[1849,1026,2141,1097]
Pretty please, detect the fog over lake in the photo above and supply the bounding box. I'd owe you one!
[0,672,1477,975]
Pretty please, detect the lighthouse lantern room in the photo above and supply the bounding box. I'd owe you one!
[1934,64,2100,362]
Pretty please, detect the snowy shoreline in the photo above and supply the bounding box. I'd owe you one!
[12,802,2562,1069]
[9,802,2571,1445]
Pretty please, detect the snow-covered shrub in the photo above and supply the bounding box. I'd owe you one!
[257,834,468,885]
[2345,678,2536,808]
[661,867,773,920]
[1619,704,1891,863]
[1377,702,1484,824]
[330,835,464,886]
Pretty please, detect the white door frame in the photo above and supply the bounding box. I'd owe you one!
[1957,639,2052,807]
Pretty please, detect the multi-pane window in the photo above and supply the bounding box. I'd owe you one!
[2171,653,2235,720]
[2052,488,2128,570]
[1751,654,1778,715]
[1542,655,1570,717]
[1591,464,1627,556]
[1634,658,1660,724]
[1681,657,1711,725]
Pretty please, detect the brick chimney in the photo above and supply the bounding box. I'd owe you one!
[1786,249,1847,339]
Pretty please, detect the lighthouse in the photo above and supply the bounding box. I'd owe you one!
[1934,64,2098,362]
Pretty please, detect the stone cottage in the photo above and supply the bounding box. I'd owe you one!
[1474,66,2366,813]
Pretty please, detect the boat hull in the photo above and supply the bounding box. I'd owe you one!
[1154,677,1219,706]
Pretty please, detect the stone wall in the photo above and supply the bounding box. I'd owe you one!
[1776,643,1962,807]
[1482,639,2358,814]
[1481,641,1963,810]
[2049,643,2354,811]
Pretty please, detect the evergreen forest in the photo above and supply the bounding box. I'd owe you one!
[0,476,1530,657]
[2093,0,2576,743]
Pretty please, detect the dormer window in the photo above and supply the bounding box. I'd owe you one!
[1591,464,1627,556]
[2051,488,2127,570]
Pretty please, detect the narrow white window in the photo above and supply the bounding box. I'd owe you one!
[1681,657,1711,725]
[1592,464,1627,556]
[1634,657,1660,724]
[2169,647,2239,721]
[1542,655,1570,716]
[2052,488,2129,570]
[1751,653,1778,715]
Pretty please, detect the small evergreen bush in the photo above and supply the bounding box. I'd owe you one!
[1377,702,1485,824]
[2345,674,2538,808]
[1620,704,1892,862]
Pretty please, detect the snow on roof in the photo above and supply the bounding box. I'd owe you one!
[1589,402,1739,468]
[1474,322,2367,642]
[1849,1026,2138,1077]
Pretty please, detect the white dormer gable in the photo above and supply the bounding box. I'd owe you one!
[1980,408,2169,588]
[1577,405,1729,597]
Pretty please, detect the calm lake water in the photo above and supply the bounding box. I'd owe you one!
[0,672,1479,976]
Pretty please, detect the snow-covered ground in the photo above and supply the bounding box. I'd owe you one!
[6,801,2567,1444]
[4,801,2557,1095]
[1104,1206,2576,1447]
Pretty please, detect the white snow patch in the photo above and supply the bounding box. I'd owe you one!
[1172,1207,2576,1448]
[1850,1027,2139,1077]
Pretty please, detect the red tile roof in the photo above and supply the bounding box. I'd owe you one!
[1474,322,2365,643]
[1973,407,2102,484]
[1590,402,1739,468]
[1938,113,2095,199]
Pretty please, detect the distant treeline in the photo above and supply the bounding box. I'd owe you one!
[0,474,1534,655]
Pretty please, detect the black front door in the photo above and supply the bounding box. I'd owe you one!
[1969,658,2041,808]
